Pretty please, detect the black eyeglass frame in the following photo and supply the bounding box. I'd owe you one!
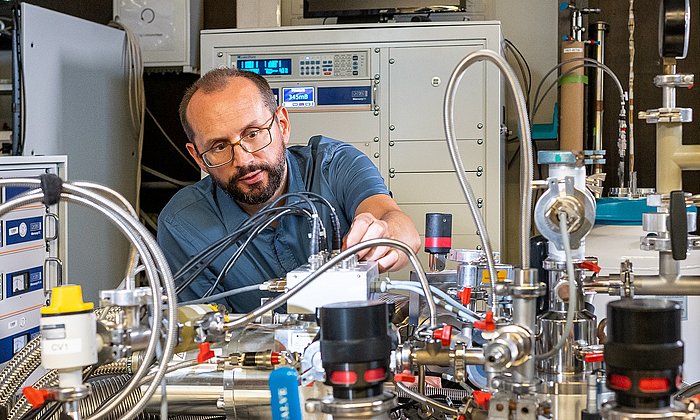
[197,109,279,168]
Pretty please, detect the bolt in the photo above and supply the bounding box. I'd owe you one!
[477,139,484,145]
[496,403,504,411]
[374,48,380,53]
[389,58,395,64]
[389,141,395,146]
[217,52,223,58]
[373,137,380,142]
[374,152,380,158]
[477,123,484,129]
[389,125,395,131]
[477,166,483,172]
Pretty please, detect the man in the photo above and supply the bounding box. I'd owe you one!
[158,68,420,312]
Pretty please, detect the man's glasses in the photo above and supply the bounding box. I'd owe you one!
[198,109,278,168]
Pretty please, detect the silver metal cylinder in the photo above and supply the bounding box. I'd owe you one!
[536,310,596,375]
[143,365,272,417]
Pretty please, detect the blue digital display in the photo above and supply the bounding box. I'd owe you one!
[237,59,292,76]
[282,87,315,108]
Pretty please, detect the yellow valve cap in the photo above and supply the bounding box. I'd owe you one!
[41,284,94,315]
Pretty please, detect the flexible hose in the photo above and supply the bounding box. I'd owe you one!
[536,213,577,360]
[390,280,484,319]
[182,284,261,306]
[676,380,700,400]
[0,179,178,420]
[0,336,41,408]
[395,381,459,416]
[444,49,534,319]
[224,238,438,330]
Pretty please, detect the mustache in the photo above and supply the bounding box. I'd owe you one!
[233,163,273,181]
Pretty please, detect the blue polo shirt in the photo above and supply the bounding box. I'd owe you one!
[157,136,389,312]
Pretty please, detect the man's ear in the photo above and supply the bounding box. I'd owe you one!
[277,106,291,146]
[186,142,210,174]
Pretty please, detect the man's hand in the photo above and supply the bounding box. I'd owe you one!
[343,212,402,272]
[342,195,420,273]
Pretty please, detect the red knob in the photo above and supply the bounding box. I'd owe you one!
[473,310,496,332]
[22,387,50,409]
[472,390,492,409]
[432,325,453,346]
[394,371,417,383]
[271,351,281,365]
[197,342,215,363]
[457,287,472,305]
[579,261,601,274]
[584,353,604,363]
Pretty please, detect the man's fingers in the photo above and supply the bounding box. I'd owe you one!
[343,215,373,249]
[363,245,391,262]
[376,250,400,272]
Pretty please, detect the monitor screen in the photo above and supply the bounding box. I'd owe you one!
[304,0,455,18]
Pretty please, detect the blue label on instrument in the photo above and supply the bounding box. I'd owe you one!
[269,367,302,420]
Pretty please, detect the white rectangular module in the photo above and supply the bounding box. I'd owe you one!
[286,261,378,314]
[114,0,203,70]
[0,156,66,365]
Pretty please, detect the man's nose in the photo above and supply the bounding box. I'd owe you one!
[232,143,255,167]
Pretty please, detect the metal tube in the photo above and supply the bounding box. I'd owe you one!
[0,179,178,420]
[444,49,534,318]
[224,238,438,330]
[633,275,700,295]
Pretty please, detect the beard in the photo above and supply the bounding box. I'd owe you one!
[214,149,286,206]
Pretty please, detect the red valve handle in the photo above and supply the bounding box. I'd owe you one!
[394,371,417,383]
[579,261,601,274]
[432,325,453,346]
[584,353,605,363]
[472,390,492,409]
[473,310,496,332]
[197,342,215,363]
[22,386,50,409]
[457,287,472,305]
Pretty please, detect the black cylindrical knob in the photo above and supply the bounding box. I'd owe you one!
[605,299,683,409]
[319,301,391,400]
[425,213,452,254]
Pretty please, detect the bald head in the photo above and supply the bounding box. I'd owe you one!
[179,68,278,142]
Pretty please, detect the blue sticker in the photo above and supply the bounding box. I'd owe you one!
[6,266,43,298]
[5,216,43,245]
[317,86,372,106]
[4,186,31,202]
[269,367,302,420]
[0,327,40,364]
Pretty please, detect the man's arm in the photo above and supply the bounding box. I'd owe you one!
[343,194,420,272]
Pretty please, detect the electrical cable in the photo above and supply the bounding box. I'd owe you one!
[504,38,532,112]
[444,49,534,320]
[536,212,577,360]
[223,238,438,330]
[142,165,195,187]
[174,205,315,296]
[145,107,201,173]
[181,284,262,306]
[201,207,313,299]
[108,20,146,215]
